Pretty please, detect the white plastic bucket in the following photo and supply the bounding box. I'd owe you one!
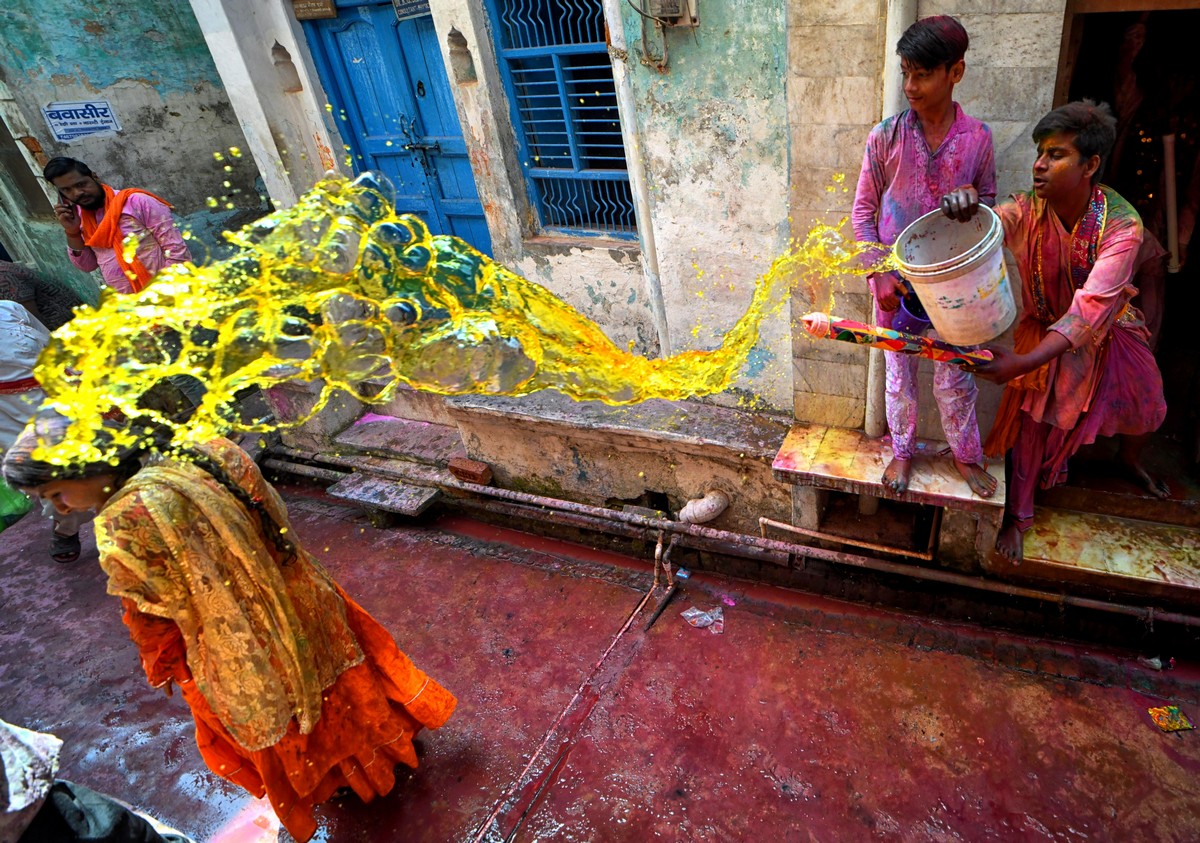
[892,204,1014,346]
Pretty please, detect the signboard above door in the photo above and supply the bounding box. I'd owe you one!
[292,0,336,21]
[392,0,431,21]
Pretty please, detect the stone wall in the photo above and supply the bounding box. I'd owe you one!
[787,0,887,429]
[0,0,261,287]
[920,0,1069,202]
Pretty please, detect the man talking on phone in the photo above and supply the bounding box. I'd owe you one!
[44,157,191,294]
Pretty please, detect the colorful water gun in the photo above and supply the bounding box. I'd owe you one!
[800,312,993,367]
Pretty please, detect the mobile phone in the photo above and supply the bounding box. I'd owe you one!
[56,190,70,207]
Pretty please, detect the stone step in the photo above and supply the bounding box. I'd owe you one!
[772,424,1005,516]
[1039,479,1200,529]
[1022,506,1200,600]
[331,413,466,467]
[325,472,441,517]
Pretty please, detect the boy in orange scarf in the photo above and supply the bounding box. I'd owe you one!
[45,157,191,294]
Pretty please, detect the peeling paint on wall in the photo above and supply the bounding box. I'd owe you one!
[0,0,260,279]
[619,0,791,411]
[0,1,223,94]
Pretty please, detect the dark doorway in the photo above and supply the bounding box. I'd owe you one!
[1057,8,1200,511]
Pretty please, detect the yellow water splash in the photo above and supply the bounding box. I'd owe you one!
[32,173,891,469]
[790,219,893,316]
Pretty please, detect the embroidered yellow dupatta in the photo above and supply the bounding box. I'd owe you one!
[95,441,363,751]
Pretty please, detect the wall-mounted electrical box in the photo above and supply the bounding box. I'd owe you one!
[646,0,698,27]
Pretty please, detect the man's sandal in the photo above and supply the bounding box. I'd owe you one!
[51,530,81,564]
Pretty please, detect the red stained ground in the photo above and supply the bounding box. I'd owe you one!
[1,489,1198,842]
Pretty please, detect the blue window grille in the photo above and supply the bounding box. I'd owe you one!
[485,0,636,239]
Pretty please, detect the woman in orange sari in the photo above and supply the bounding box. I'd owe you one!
[4,411,455,842]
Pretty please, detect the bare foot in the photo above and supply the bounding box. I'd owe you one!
[995,518,1024,566]
[954,458,998,498]
[1120,458,1170,499]
[882,457,912,494]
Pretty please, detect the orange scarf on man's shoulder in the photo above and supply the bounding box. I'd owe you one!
[79,183,174,293]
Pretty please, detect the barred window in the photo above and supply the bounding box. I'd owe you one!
[486,0,636,238]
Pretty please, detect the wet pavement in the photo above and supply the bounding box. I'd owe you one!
[2,485,1199,842]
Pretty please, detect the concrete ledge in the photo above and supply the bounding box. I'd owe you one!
[446,393,791,462]
[445,392,793,534]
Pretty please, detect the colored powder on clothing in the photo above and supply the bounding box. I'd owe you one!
[27,173,889,470]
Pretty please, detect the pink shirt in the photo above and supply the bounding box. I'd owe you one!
[997,187,1148,430]
[852,103,997,262]
[67,192,191,294]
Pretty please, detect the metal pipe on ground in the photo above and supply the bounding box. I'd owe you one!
[264,450,1200,629]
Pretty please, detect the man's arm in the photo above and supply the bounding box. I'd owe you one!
[970,212,1142,384]
[53,200,99,272]
[852,127,906,310]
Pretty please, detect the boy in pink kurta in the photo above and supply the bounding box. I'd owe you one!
[942,100,1167,564]
[852,15,997,498]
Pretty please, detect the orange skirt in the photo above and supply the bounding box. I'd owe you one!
[121,589,456,842]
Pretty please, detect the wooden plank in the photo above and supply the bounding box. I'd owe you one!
[326,473,441,516]
[772,424,1004,515]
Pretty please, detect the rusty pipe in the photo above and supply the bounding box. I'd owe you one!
[265,450,1200,628]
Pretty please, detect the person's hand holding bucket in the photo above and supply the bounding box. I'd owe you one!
[941,184,980,222]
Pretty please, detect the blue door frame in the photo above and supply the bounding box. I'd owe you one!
[303,0,493,255]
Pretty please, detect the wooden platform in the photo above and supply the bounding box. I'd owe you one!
[772,424,1004,516]
[1023,507,1200,598]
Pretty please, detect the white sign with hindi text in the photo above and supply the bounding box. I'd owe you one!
[42,101,121,143]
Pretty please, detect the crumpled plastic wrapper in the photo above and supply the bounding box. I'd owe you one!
[1148,705,1194,733]
[681,606,724,634]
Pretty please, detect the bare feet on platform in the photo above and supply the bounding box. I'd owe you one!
[994,518,1024,566]
[882,457,912,494]
[1119,458,1170,499]
[954,458,998,498]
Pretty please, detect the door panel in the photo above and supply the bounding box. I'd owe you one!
[304,3,493,255]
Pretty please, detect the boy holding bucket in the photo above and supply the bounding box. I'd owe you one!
[942,101,1168,565]
[851,15,998,499]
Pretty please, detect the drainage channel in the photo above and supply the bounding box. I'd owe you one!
[262,451,1200,631]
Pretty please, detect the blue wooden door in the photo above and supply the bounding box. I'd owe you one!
[304,2,493,255]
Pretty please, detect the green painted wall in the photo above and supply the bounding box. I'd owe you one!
[0,0,262,287]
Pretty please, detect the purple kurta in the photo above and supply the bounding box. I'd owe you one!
[851,104,996,466]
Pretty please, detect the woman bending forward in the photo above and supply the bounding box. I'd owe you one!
[4,411,456,842]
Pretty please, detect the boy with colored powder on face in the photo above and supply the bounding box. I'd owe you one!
[851,15,998,499]
[941,100,1168,565]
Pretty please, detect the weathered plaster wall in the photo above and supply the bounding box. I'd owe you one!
[189,0,348,208]
[620,2,793,412]
[788,0,887,429]
[0,0,261,285]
